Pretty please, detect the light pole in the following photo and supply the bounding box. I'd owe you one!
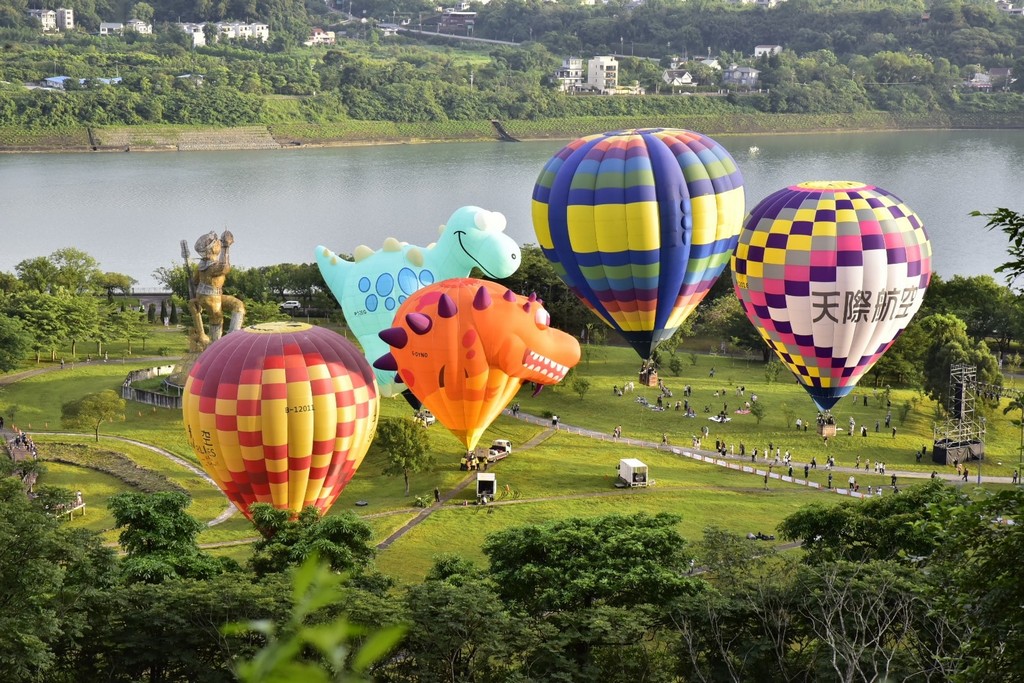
[978,416,986,484]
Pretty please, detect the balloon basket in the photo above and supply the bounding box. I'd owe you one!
[818,423,837,438]
[639,369,658,387]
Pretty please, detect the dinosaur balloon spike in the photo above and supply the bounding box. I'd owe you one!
[380,278,581,451]
[316,206,521,398]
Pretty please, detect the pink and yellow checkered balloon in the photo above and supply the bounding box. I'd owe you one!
[183,322,379,520]
[732,181,932,411]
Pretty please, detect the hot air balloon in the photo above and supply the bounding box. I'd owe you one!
[182,321,379,520]
[531,128,745,360]
[316,206,521,399]
[375,278,581,452]
[731,181,932,411]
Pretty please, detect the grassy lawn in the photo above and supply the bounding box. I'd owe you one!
[36,461,129,541]
[520,345,1024,478]
[6,336,1023,583]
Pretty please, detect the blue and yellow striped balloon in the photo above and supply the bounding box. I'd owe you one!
[531,128,745,358]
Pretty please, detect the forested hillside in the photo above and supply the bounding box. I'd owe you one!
[0,0,1021,128]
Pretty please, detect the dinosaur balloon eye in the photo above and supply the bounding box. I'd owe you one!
[535,307,550,329]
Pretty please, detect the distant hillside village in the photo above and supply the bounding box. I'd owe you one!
[25,8,270,45]
[20,4,1019,95]
[552,50,776,95]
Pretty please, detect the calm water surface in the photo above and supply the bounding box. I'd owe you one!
[1,129,1020,288]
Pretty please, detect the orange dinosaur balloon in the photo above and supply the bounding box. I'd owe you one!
[182,322,379,521]
[375,278,581,451]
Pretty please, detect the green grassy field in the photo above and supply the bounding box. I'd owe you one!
[6,332,1021,583]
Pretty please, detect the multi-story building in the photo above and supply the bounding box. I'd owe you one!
[553,58,584,92]
[586,56,618,93]
[56,7,74,30]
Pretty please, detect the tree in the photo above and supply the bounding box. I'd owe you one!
[0,314,31,372]
[396,576,515,683]
[0,477,117,681]
[228,556,404,683]
[3,291,70,362]
[110,307,146,355]
[375,417,433,496]
[107,491,225,583]
[96,271,137,303]
[974,208,1024,287]
[483,512,698,615]
[61,390,126,441]
[929,488,1024,681]
[131,1,154,23]
[248,504,376,576]
[749,400,767,424]
[60,293,102,357]
[919,313,1001,406]
[571,375,591,400]
[16,248,101,294]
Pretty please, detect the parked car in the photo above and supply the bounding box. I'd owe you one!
[415,410,436,426]
[279,300,302,310]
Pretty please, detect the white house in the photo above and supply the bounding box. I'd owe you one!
[178,22,207,47]
[99,22,124,35]
[305,27,336,45]
[125,19,153,34]
[754,44,782,58]
[178,21,269,46]
[217,22,270,42]
[587,55,618,93]
[28,9,57,31]
[553,57,584,91]
[662,69,694,88]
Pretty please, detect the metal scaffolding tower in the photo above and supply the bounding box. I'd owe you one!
[932,364,986,464]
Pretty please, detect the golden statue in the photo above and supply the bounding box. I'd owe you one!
[182,230,245,350]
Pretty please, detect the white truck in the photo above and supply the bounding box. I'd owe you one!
[487,439,512,462]
[618,458,649,487]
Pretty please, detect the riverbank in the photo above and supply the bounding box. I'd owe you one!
[1,111,1020,153]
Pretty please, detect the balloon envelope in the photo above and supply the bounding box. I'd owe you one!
[531,128,745,359]
[376,278,581,451]
[316,206,521,398]
[183,321,379,520]
[732,181,932,411]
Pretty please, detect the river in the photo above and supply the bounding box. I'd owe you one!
[2,129,1021,288]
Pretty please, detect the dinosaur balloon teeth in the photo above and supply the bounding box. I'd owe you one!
[523,350,567,380]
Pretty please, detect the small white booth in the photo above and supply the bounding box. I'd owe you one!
[476,472,496,502]
[618,458,649,487]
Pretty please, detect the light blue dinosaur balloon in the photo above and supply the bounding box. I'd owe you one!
[316,205,521,398]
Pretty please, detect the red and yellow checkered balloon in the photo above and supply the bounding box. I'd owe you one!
[183,322,379,520]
